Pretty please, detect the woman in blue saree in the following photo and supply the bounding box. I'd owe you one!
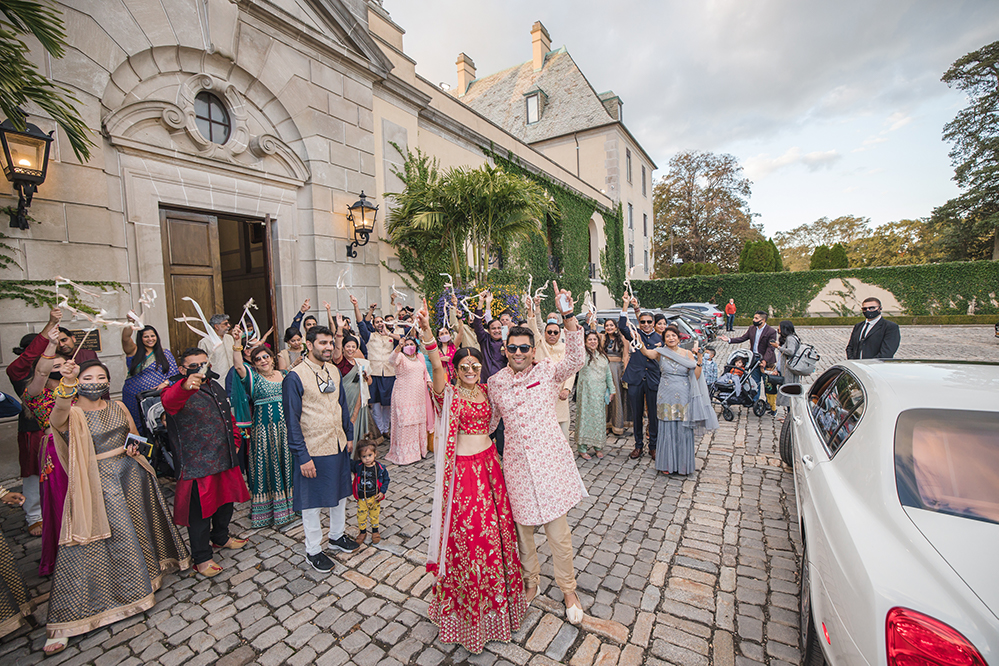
[121,325,177,435]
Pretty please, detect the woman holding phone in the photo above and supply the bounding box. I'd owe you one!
[636,325,717,476]
[41,359,189,655]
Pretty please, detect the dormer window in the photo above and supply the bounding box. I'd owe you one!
[524,88,547,124]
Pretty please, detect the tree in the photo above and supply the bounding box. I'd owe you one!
[739,239,781,273]
[775,215,870,270]
[652,150,763,273]
[851,218,946,266]
[810,245,831,270]
[0,0,93,161]
[827,243,849,268]
[933,40,999,260]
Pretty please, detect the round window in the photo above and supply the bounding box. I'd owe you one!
[194,91,231,145]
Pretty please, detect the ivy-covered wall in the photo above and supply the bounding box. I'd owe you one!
[632,261,999,316]
[485,147,621,314]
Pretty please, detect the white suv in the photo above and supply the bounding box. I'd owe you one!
[670,302,725,327]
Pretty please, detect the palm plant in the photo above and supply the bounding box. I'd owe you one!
[0,0,93,161]
[444,163,553,285]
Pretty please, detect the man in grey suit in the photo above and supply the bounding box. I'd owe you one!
[846,297,901,360]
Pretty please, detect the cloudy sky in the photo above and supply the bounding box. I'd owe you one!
[383,0,999,236]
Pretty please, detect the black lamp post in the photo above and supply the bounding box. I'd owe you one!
[0,115,54,229]
[346,191,378,258]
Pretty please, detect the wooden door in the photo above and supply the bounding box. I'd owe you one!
[160,209,223,357]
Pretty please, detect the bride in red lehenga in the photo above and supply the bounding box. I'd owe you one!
[416,305,526,654]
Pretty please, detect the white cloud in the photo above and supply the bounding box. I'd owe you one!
[744,147,842,180]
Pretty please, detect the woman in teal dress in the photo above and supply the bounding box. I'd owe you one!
[231,326,294,528]
[575,330,616,459]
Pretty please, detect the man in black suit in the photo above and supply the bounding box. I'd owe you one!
[720,311,778,398]
[846,297,900,359]
[619,296,662,460]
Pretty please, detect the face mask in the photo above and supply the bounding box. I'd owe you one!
[755,320,764,327]
[863,309,880,320]
[48,370,63,381]
[439,334,451,343]
[403,345,416,355]
[546,318,559,325]
[78,382,109,401]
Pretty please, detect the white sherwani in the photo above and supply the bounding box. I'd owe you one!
[488,327,587,525]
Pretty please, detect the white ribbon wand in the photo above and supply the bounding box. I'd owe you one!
[459,289,489,320]
[175,297,223,350]
[240,298,262,342]
[127,288,157,329]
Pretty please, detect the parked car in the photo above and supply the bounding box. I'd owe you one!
[664,307,718,341]
[670,302,725,327]
[778,360,999,665]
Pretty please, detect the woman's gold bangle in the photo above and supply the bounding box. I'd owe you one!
[232,345,244,351]
[59,378,79,388]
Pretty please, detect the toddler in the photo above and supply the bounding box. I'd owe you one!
[702,348,718,387]
[350,439,390,544]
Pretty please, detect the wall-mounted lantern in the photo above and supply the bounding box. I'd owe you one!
[0,114,54,229]
[346,191,378,259]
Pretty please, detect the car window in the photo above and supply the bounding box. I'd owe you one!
[895,409,999,526]
[807,368,865,456]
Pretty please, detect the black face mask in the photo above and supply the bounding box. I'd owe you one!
[754,320,764,327]
[48,370,63,381]
[863,309,880,320]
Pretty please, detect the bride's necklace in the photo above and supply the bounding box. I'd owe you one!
[456,383,481,400]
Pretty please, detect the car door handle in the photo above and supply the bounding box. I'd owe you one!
[793,416,802,425]
[801,454,814,470]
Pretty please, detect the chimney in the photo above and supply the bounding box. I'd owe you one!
[531,21,551,71]
[456,53,476,97]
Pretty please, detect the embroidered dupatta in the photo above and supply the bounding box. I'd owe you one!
[52,407,111,546]
[427,385,458,580]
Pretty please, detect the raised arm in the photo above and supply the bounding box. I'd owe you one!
[350,295,364,329]
[49,360,80,433]
[552,282,585,383]
[23,329,61,398]
[332,313,346,364]
[121,324,138,358]
[230,325,249,379]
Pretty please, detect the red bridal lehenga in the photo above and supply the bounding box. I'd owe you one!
[427,384,526,654]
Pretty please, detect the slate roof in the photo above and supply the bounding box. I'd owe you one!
[460,48,616,144]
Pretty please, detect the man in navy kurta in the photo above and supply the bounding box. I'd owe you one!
[283,326,359,572]
[619,297,663,459]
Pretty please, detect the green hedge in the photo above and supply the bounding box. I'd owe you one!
[733,314,998,327]
[634,261,999,316]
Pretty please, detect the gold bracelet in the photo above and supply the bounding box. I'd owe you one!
[232,345,244,351]
[59,378,79,388]
[54,383,78,400]
[0,487,8,500]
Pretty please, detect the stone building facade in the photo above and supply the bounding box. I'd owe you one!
[0,0,648,401]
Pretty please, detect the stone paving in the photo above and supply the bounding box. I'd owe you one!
[0,326,995,665]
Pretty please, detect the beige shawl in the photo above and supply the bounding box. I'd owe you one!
[52,407,111,546]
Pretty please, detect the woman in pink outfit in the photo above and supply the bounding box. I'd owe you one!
[386,336,434,465]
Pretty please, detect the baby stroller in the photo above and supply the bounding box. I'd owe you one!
[711,349,769,421]
[136,388,176,478]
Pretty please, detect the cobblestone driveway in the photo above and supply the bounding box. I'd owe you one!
[1,327,995,665]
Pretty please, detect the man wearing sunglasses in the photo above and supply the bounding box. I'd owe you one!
[161,349,250,577]
[487,282,588,624]
[526,294,575,439]
[846,297,900,359]
[619,293,663,459]
[283,326,359,573]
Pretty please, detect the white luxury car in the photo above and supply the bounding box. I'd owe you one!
[778,360,998,666]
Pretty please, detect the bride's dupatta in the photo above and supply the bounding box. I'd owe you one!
[52,407,111,547]
[657,346,719,435]
[426,386,456,580]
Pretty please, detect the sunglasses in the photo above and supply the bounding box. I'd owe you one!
[862,306,880,311]
[457,362,482,372]
[184,363,207,371]
[545,329,561,335]
[254,354,272,361]
[639,319,653,325]
[506,344,533,354]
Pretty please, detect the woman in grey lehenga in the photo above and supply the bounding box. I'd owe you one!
[771,321,801,411]
[637,325,718,475]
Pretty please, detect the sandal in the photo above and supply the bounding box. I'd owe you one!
[194,561,223,577]
[212,537,248,551]
[596,451,605,459]
[579,452,591,460]
[525,586,538,604]
[564,591,584,625]
[28,521,43,537]
[43,638,66,655]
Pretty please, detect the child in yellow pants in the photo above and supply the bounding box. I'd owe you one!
[350,440,390,544]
